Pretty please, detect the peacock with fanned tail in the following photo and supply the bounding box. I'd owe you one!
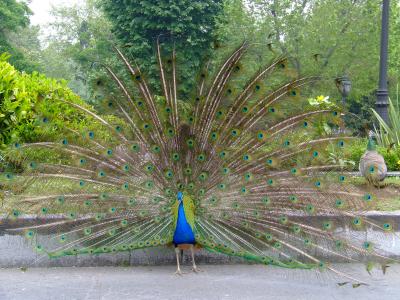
[1,41,398,283]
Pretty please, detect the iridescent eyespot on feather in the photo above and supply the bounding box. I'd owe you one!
[335,199,344,208]
[26,231,34,239]
[123,164,130,171]
[383,223,392,231]
[145,181,154,189]
[131,143,140,152]
[166,128,174,137]
[152,145,161,153]
[219,151,227,159]
[106,149,113,156]
[186,139,194,148]
[231,129,239,137]
[262,197,271,205]
[61,139,68,145]
[88,131,94,139]
[57,196,65,204]
[199,172,208,181]
[338,175,345,182]
[256,132,265,140]
[211,132,218,141]
[122,183,129,190]
[335,240,343,249]
[99,193,108,200]
[197,154,206,162]
[353,217,362,226]
[323,221,333,230]
[363,194,372,202]
[165,170,174,179]
[172,153,180,161]
[306,204,315,214]
[145,164,154,172]
[279,216,288,224]
[363,241,372,250]
[127,198,136,206]
[222,167,230,175]
[269,107,275,113]
[243,154,251,161]
[244,172,252,181]
[242,106,249,113]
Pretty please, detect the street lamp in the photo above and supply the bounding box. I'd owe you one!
[335,76,351,105]
[376,0,390,124]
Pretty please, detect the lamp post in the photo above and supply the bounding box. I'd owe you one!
[335,76,351,105]
[376,0,390,124]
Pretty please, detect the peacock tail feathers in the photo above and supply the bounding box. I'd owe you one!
[1,41,398,283]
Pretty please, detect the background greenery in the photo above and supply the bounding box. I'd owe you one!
[2,0,400,170]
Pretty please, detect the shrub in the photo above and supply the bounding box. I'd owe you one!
[0,54,92,147]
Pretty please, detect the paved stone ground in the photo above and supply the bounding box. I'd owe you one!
[0,264,399,300]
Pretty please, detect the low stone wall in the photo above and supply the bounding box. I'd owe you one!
[1,212,400,268]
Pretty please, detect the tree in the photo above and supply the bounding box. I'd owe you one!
[100,0,223,97]
[216,0,400,134]
[0,0,38,72]
[39,0,116,102]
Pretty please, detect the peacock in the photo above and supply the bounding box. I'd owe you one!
[1,41,398,284]
[359,138,387,186]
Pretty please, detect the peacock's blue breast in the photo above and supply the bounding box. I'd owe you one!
[173,202,195,245]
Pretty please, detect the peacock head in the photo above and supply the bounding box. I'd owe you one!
[177,191,183,203]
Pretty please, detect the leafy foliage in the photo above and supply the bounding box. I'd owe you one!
[100,0,223,96]
[0,0,39,72]
[372,97,400,153]
[0,55,92,148]
[40,0,116,101]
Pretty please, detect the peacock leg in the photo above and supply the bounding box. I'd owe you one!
[190,244,202,272]
[174,247,183,275]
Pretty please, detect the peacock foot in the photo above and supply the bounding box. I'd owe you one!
[191,266,202,273]
[174,268,184,276]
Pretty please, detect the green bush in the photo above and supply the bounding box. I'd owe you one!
[344,138,400,171]
[0,53,92,147]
